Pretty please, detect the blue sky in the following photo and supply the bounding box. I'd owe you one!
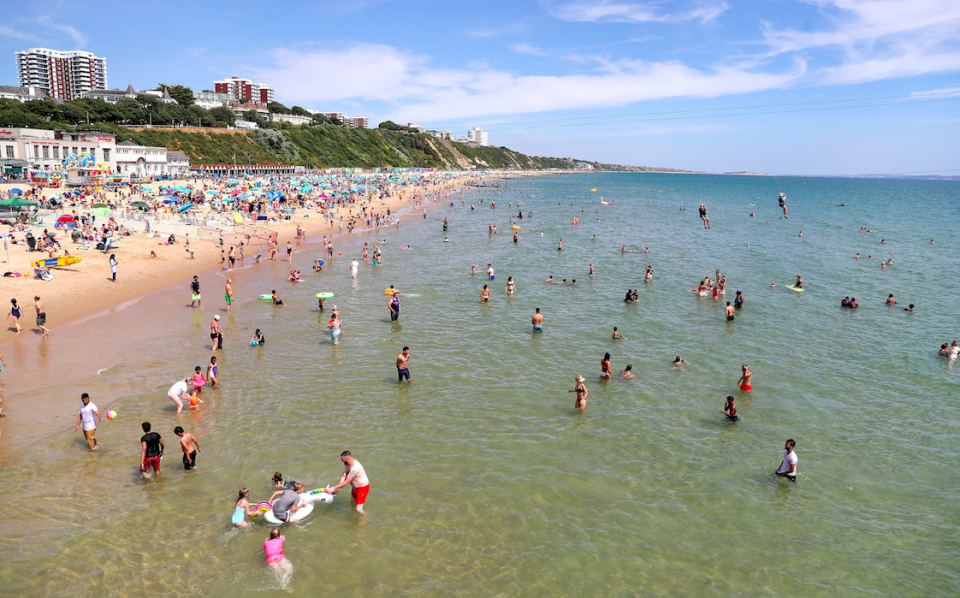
[2,0,959,174]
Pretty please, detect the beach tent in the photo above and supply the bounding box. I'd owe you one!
[55,214,77,229]
[0,197,37,208]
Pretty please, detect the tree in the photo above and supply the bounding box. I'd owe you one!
[378,120,403,131]
[157,84,196,107]
[267,101,291,114]
[328,116,342,126]
[210,106,236,125]
[115,98,144,124]
[291,106,311,117]
[311,113,329,125]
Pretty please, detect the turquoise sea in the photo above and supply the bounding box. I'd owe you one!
[0,173,958,597]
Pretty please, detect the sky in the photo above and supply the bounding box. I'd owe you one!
[1,0,958,174]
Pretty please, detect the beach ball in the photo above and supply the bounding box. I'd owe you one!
[338,252,342,256]
[106,410,117,420]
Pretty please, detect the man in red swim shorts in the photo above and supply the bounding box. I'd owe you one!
[139,421,164,479]
[737,364,753,393]
[329,450,370,513]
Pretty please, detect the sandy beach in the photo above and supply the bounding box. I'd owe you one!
[0,172,500,345]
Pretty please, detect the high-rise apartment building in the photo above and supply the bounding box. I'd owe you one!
[15,48,108,100]
[467,127,489,146]
[214,77,274,104]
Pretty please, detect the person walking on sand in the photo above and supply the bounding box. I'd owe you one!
[397,346,411,382]
[327,451,371,513]
[569,375,588,409]
[139,421,164,480]
[109,254,118,281]
[175,426,201,471]
[775,439,798,481]
[34,296,49,336]
[75,393,101,451]
[225,279,233,313]
[190,276,201,308]
[532,308,544,332]
[737,364,753,392]
[8,298,22,334]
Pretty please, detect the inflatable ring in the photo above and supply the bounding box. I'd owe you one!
[385,288,398,295]
[259,294,273,301]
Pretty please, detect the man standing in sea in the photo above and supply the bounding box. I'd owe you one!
[139,422,164,480]
[532,308,544,332]
[328,451,371,513]
[225,279,233,313]
[190,276,201,308]
[74,393,101,451]
[397,347,411,382]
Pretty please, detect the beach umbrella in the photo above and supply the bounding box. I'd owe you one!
[8,188,23,195]
[178,203,194,213]
[130,201,149,210]
[93,202,109,208]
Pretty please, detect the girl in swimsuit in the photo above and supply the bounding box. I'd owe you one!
[506,277,516,294]
[231,488,259,528]
[600,353,612,379]
[8,299,22,334]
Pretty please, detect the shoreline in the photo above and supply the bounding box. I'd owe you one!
[0,170,550,450]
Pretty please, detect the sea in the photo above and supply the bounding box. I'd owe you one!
[0,173,958,597]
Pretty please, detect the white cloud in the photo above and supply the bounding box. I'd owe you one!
[760,0,960,84]
[255,43,804,122]
[511,43,549,56]
[551,0,729,24]
[911,86,960,97]
[0,25,37,41]
[36,17,88,47]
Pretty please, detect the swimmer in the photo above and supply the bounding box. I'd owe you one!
[903,304,915,312]
[771,282,776,288]
[725,301,735,321]
[271,290,284,305]
[397,346,411,382]
[600,352,612,379]
[187,391,204,409]
[231,488,260,528]
[175,426,201,470]
[737,364,753,393]
[568,375,588,409]
[886,294,896,305]
[721,396,739,421]
[620,365,634,378]
[192,366,206,394]
[327,314,342,345]
[480,285,491,303]
[631,289,638,301]
[263,527,293,588]
[612,327,626,339]
[210,314,222,349]
[589,264,594,277]
[487,264,495,280]
[558,238,563,251]
[855,253,860,259]
[506,276,516,294]
[471,265,477,276]
[444,237,450,243]
[734,291,743,309]
[251,329,265,345]
[545,275,554,282]
[673,356,685,368]
[532,308,544,332]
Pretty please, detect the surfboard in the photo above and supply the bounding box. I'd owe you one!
[786,285,804,293]
[31,255,81,268]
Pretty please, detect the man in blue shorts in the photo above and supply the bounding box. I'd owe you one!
[397,347,411,382]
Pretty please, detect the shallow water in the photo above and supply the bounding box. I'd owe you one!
[1,173,959,597]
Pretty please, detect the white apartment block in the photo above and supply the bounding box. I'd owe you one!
[15,48,108,100]
[0,127,117,170]
[467,127,489,146]
[305,111,368,128]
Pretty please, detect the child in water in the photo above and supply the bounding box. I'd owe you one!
[264,527,293,588]
[251,329,265,346]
